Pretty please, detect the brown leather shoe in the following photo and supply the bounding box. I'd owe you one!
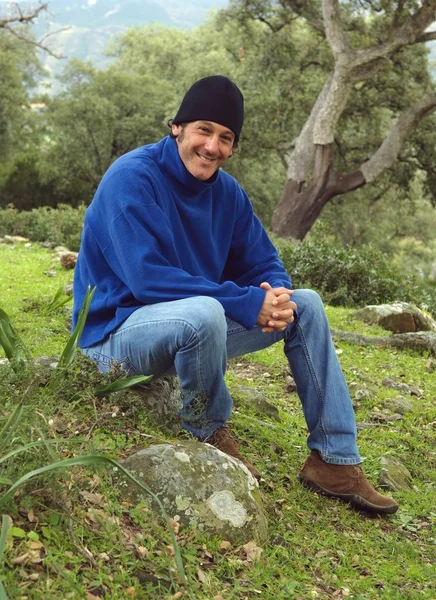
[205,425,261,481]
[299,450,398,514]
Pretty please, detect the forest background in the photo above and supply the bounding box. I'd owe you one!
[1,0,436,308]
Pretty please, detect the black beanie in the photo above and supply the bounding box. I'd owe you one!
[173,75,244,142]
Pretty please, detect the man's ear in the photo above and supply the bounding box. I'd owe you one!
[172,123,181,138]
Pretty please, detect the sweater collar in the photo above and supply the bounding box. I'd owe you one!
[157,136,220,195]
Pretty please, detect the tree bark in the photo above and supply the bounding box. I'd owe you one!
[272,144,365,238]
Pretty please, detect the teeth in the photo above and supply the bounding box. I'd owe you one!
[197,153,214,162]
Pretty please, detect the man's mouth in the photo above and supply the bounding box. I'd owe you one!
[196,152,217,163]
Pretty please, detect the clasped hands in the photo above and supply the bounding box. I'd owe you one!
[257,282,297,333]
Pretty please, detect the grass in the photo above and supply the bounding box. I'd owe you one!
[1,241,436,599]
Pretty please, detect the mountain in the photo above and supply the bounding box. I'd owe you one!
[2,0,228,94]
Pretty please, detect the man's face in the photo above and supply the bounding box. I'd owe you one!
[171,120,235,181]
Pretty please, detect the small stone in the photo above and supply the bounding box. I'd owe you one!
[354,388,373,401]
[3,235,29,244]
[64,284,73,296]
[60,253,78,269]
[233,385,281,422]
[425,358,436,373]
[382,396,414,415]
[285,375,297,393]
[378,455,412,491]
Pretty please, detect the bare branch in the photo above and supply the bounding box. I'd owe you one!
[361,93,436,182]
[0,2,68,58]
[0,1,47,28]
[2,22,68,58]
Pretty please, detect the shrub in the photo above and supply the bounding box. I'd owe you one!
[277,238,425,309]
[0,204,85,251]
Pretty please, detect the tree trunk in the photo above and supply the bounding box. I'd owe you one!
[272,144,364,239]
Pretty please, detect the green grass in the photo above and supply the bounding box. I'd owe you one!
[1,242,435,599]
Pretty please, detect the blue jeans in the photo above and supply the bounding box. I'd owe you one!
[82,289,360,465]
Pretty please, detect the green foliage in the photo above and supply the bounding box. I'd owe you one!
[0,31,41,167]
[0,151,60,211]
[43,286,73,316]
[38,60,172,205]
[0,311,29,372]
[278,237,418,308]
[0,204,86,251]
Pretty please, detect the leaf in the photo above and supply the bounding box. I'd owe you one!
[242,540,263,562]
[43,286,73,315]
[52,285,96,382]
[0,403,24,456]
[9,527,26,539]
[0,515,12,565]
[79,491,104,506]
[0,308,30,372]
[197,567,207,583]
[94,374,153,396]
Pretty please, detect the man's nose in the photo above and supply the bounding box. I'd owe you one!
[204,136,219,155]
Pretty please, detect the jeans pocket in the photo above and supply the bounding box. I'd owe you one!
[117,356,140,376]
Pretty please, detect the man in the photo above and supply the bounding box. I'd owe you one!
[73,75,398,515]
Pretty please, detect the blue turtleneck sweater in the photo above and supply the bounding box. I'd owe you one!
[72,136,292,348]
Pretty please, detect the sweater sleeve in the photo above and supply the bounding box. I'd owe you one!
[222,186,292,290]
[94,173,266,330]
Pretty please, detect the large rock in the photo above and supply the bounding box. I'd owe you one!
[352,302,436,334]
[117,440,268,545]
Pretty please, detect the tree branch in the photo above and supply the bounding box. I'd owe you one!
[0,2,68,57]
[416,31,436,43]
[361,93,436,183]
[0,2,48,27]
[322,0,350,58]
[279,0,325,35]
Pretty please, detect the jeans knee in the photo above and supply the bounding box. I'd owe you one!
[294,289,325,319]
[185,297,227,340]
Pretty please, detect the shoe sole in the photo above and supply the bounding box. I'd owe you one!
[299,476,399,515]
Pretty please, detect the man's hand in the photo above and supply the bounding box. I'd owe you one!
[257,282,297,333]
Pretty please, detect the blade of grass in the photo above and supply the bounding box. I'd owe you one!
[43,286,72,316]
[0,439,85,466]
[0,580,7,600]
[51,285,95,385]
[0,404,24,456]
[0,309,30,372]
[0,514,12,565]
[0,455,189,590]
[95,375,153,396]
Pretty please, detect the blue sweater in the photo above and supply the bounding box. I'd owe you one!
[72,136,292,348]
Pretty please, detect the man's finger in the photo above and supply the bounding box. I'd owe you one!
[272,309,295,320]
[272,293,291,306]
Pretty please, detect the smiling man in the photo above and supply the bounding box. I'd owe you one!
[73,75,398,515]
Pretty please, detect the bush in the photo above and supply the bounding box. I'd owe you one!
[277,238,428,310]
[0,204,85,251]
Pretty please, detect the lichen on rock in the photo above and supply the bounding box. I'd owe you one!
[116,440,268,545]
